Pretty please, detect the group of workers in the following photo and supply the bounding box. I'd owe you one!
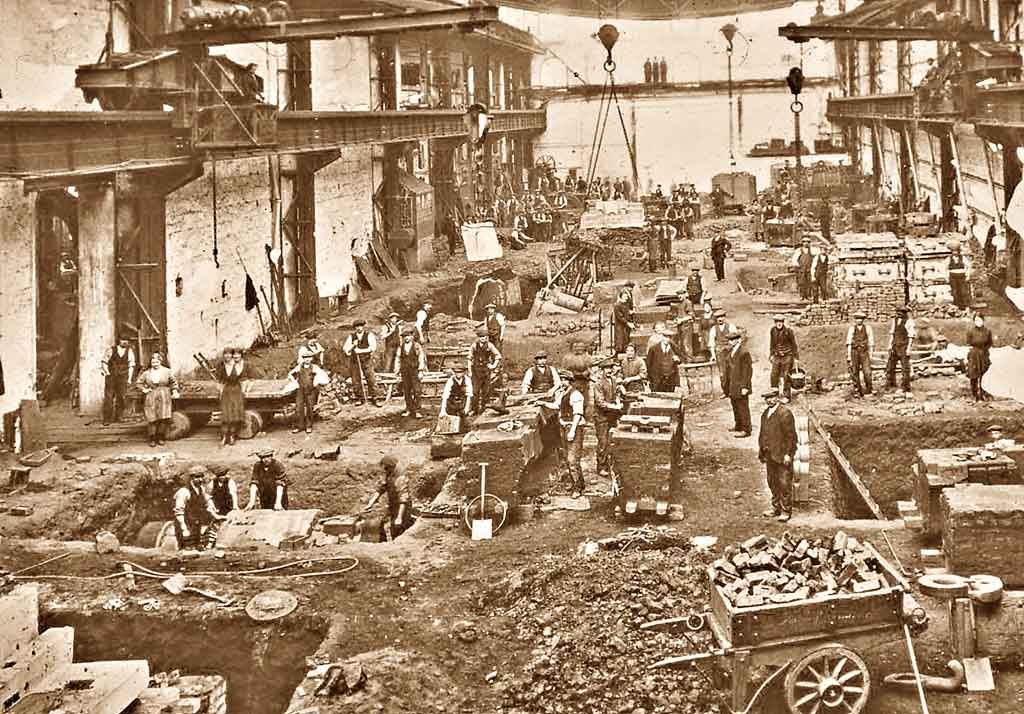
[171,448,414,549]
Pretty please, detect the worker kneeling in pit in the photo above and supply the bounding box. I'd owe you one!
[173,466,226,550]
[363,455,414,539]
[247,448,289,510]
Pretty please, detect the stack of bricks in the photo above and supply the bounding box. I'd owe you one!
[941,484,1024,586]
[797,284,906,326]
[127,674,228,714]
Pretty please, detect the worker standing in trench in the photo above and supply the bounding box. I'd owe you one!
[757,388,797,523]
[948,242,971,309]
[468,326,503,415]
[363,455,414,539]
[591,356,623,478]
[966,312,994,402]
[173,466,225,550]
[846,311,874,398]
[559,369,589,499]
[394,327,427,418]
[246,449,289,511]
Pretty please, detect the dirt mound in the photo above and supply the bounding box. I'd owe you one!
[486,544,726,714]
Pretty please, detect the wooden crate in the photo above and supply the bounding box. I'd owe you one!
[942,484,1024,586]
[707,543,905,649]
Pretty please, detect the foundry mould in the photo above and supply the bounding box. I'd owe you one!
[830,232,905,297]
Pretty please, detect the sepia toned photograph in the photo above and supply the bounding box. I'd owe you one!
[2,0,1024,712]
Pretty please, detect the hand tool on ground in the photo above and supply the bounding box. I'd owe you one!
[162,573,234,605]
[903,622,931,714]
[881,529,907,576]
[472,462,493,540]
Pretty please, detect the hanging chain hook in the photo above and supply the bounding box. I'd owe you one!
[597,24,619,74]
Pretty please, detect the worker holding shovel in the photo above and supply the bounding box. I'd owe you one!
[363,455,414,540]
[343,320,382,407]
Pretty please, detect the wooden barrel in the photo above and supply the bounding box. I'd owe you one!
[134,520,178,550]
[795,415,810,431]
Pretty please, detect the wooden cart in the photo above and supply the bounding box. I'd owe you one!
[650,543,923,714]
[133,379,295,440]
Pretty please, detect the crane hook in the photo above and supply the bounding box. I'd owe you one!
[597,24,619,72]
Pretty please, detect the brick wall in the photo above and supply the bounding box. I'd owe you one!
[2,0,127,110]
[164,158,270,374]
[0,181,37,414]
[798,283,906,326]
[315,148,374,298]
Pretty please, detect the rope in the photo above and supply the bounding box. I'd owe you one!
[11,556,360,582]
[583,61,640,196]
[609,78,640,199]
[583,78,611,189]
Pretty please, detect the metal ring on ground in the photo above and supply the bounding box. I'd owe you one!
[791,100,804,114]
[968,574,1004,604]
[604,59,616,72]
[910,607,928,626]
[917,573,969,599]
[685,613,706,631]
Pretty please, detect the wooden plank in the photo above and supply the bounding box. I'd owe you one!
[353,255,386,292]
[0,586,39,664]
[544,247,584,290]
[807,406,886,520]
[20,660,150,714]
[0,628,75,707]
[371,234,402,280]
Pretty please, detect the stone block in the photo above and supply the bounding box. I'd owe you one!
[0,585,39,663]
[942,484,1024,586]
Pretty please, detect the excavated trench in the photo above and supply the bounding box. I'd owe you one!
[824,413,1024,519]
[42,611,326,714]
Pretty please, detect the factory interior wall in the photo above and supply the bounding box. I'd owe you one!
[877,125,902,191]
[955,128,1004,233]
[2,0,129,111]
[163,157,269,374]
[311,38,372,111]
[314,146,374,299]
[536,84,838,192]
[0,180,38,415]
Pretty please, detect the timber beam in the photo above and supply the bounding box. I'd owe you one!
[159,6,499,47]
[0,109,545,180]
[779,23,992,43]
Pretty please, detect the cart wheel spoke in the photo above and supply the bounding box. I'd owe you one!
[831,656,849,680]
[794,691,819,709]
[842,686,864,695]
[794,680,818,690]
[837,669,862,685]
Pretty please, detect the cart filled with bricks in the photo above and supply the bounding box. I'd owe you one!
[647,530,925,714]
[610,392,686,516]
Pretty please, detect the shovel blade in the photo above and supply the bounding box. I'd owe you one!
[471,519,493,540]
[161,573,188,595]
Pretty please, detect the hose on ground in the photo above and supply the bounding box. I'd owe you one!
[10,555,359,582]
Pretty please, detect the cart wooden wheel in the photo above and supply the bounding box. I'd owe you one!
[165,411,193,441]
[238,410,264,440]
[784,644,870,714]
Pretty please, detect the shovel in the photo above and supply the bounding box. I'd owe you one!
[471,462,492,541]
[162,573,234,606]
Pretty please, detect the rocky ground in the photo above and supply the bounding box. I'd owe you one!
[4,216,1024,714]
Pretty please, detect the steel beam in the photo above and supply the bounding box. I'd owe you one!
[0,109,545,180]
[160,6,499,47]
[779,24,992,42]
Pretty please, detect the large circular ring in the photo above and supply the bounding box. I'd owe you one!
[791,100,804,114]
[604,59,616,72]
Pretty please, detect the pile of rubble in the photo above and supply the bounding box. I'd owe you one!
[909,301,973,319]
[527,318,600,337]
[711,531,891,607]
[490,544,725,714]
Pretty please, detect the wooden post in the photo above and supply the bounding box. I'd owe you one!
[948,129,969,227]
[732,649,751,712]
[950,597,977,660]
[903,126,920,202]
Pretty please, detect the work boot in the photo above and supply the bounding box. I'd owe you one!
[777,513,791,523]
[762,509,780,518]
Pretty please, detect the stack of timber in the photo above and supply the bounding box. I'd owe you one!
[942,484,1024,586]
[353,234,403,293]
[710,531,902,608]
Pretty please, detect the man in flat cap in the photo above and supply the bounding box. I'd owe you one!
[439,363,472,421]
[757,388,797,522]
[209,463,240,516]
[793,237,814,302]
[591,356,624,477]
[846,311,874,397]
[885,306,915,393]
[394,326,427,418]
[769,314,800,400]
[559,369,590,498]
[380,312,403,374]
[707,309,736,398]
[521,351,562,396]
[483,302,507,351]
[647,323,682,393]
[613,290,637,355]
[247,448,289,511]
[672,314,697,364]
[343,319,381,407]
[468,326,503,415]
[172,466,224,550]
[686,267,705,308]
[710,231,731,282]
[726,330,752,437]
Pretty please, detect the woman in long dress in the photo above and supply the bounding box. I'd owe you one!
[966,313,994,402]
[138,352,178,446]
[217,347,246,446]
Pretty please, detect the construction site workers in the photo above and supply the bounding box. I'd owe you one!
[101,335,136,425]
[686,267,705,308]
[966,312,994,402]
[343,320,381,407]
[619,343,648,397]
[380,312,403,372]
[439,364,472,419]
[364,455,414,539]
[209,464,239,516]
[707,309,735,397]
[173,466,224,550]
[647,326,681,393]
[846,311,874,397]
[484,303,507,351]
[710,233,731,282]
[302,334,326,367]
[138,352,178,447]
[288,351,329,433]
[394,327,427,418]
[613,291,636,355]
[469,327,503,415]
[415,301,432,344]
[247,449,289,510]
[659,221,677,269]
[949,243,970,308]
[591,357,623,477]
[647,223,660,273]
[793,238,813,301]
[758,387,797,523]
[769,314,800,400]
[811,250,830,304]
[885,306,915,393]
[521,351,562,395]
[672,314,698,363]
[726,330,752,438]
[216,347,246,445]
[560,370,589,498]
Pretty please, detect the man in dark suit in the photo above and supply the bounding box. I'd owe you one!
[757,387,797,522]
[726,330,752,437]
[769,314,800,400]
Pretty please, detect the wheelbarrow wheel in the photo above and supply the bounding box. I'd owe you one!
[784,644,870,714]
[238,410,264,440]
[165,411,192,441]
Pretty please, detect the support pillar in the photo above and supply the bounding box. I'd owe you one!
[394,39,402,110]
[77,181,118,415]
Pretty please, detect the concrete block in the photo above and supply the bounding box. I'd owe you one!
[0,627,74,707]
[942,485,1024,586]
[26,660,150,714]
[0,585,39,664]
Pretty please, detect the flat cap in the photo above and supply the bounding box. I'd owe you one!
[534,351,548,359]
[485,303,497,310]
[452,363,467,372]
[353,319,367,327]
[475,325,489,337]
[773,313,786,322]
[257,448,275,458]
[762,387,780,398]
[401,326,416,336]
[388,311,400,318]
[802,237,811,244]
[853,311,867,318]
[210,464,230,477]
[987,424,1005,432]
[187,465,207,478]
[691,266,701,272]
[896,306,910,313]
[713,308,727,318]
